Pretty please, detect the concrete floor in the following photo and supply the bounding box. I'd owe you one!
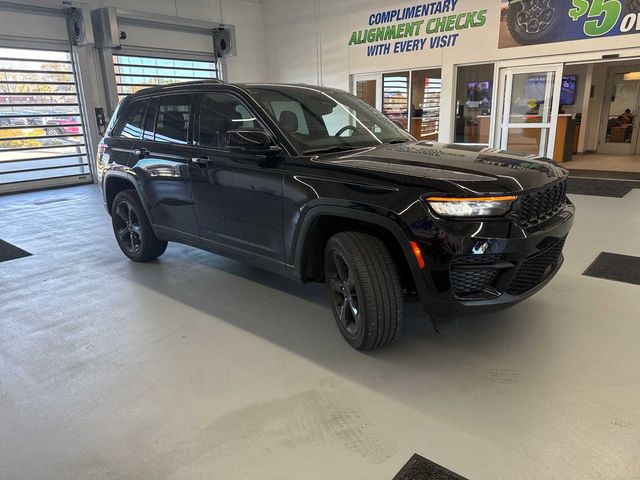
[1,184,639,480]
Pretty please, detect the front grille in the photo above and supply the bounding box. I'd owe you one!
[518,180,567,228]
[506,237,566,295]
[451,268,498,295]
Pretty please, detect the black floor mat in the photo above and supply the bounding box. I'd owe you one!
[0,239,32,263]
[566,178,639,198]
[393,454,468,480]
[583,252,640,286]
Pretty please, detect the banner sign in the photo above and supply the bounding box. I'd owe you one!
[499,0,640,48]
[348,1,488,57]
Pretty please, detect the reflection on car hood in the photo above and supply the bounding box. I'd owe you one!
[311,141,567,193]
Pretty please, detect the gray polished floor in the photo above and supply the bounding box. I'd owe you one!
[1,184,639,480]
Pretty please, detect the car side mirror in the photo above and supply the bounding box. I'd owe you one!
[227,128,281,155]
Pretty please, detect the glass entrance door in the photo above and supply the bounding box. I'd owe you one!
[499,65,563,158]
[598,68,640,155]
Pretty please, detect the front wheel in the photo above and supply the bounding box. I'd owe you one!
[111,190,167,262]
[324,232,404,350]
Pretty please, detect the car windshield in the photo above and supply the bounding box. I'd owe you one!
[247,86,414,154]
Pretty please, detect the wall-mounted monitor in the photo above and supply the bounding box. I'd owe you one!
[466,81,492,109]
[560,75,577,105]
[525,75,577,106]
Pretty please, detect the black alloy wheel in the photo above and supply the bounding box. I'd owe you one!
[507,0,563,45]
[114,199,143,255]
[327,250,362,338]
[110,189,167,262]
[324,232,404,350]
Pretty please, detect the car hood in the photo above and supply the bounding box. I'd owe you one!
[311,142,567,194]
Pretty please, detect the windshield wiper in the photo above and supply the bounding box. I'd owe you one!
[302,146,360,155]
[388,139,411,144]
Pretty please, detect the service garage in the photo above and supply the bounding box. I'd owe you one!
[1,1,639,479]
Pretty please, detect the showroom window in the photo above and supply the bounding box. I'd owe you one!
[410,69,442,139]
[454,63,495,144]
[113,54,217,100]
[382,72,409,130]
[0,47,89,191]
[375,69,442,140]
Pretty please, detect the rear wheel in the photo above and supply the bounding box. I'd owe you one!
[111,190,167,262]
[324,232,403,350]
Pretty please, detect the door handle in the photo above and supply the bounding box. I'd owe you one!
[191,156,211,166]
[133,148,149,158]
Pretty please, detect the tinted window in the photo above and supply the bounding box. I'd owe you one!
[198,92,260,149]
[248,87,413,154]
[143,102,157,141]
[154,94,193,144]
[113,100,146,139]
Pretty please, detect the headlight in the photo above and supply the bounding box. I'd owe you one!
[425,195,516,218]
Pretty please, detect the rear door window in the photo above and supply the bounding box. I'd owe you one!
[154,94,194,144]
[113,100,147,139]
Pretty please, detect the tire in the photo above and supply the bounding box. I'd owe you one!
[507,0,563,46]
[625,0,640,16]
[46,127,62,136]
[111,189,167,262]
[324,232,404,350]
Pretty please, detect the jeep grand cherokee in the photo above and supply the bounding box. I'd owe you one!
[98,81,574,350]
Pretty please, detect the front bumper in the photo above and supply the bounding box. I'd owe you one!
[405,200,575,318]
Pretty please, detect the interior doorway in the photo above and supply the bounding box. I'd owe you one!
[564,59,640,175]
[352,73,382,110]
[352,68,442,141]
[598,66,640,155]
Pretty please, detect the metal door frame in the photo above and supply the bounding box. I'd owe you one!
[496,64,564,158]
[0,41,92,194]
[351,73,383,110]
[597,64,640,155]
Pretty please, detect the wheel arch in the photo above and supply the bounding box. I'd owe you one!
[292,206,423,294]
[103,171,152,222]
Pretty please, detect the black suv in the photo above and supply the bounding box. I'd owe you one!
[98,81,574,350]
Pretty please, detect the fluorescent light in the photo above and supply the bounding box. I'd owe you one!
[623,72,640,81]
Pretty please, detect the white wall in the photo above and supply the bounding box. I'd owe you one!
[263,0,640,143]
[0,0,267,82]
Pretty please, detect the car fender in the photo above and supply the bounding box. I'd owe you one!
[102,168,154,224]
[291,204,427,294]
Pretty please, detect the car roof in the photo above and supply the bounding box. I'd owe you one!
[123,80,346,100]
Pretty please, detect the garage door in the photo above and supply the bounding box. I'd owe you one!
[113,53,218,101]
[0,46,90,193]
